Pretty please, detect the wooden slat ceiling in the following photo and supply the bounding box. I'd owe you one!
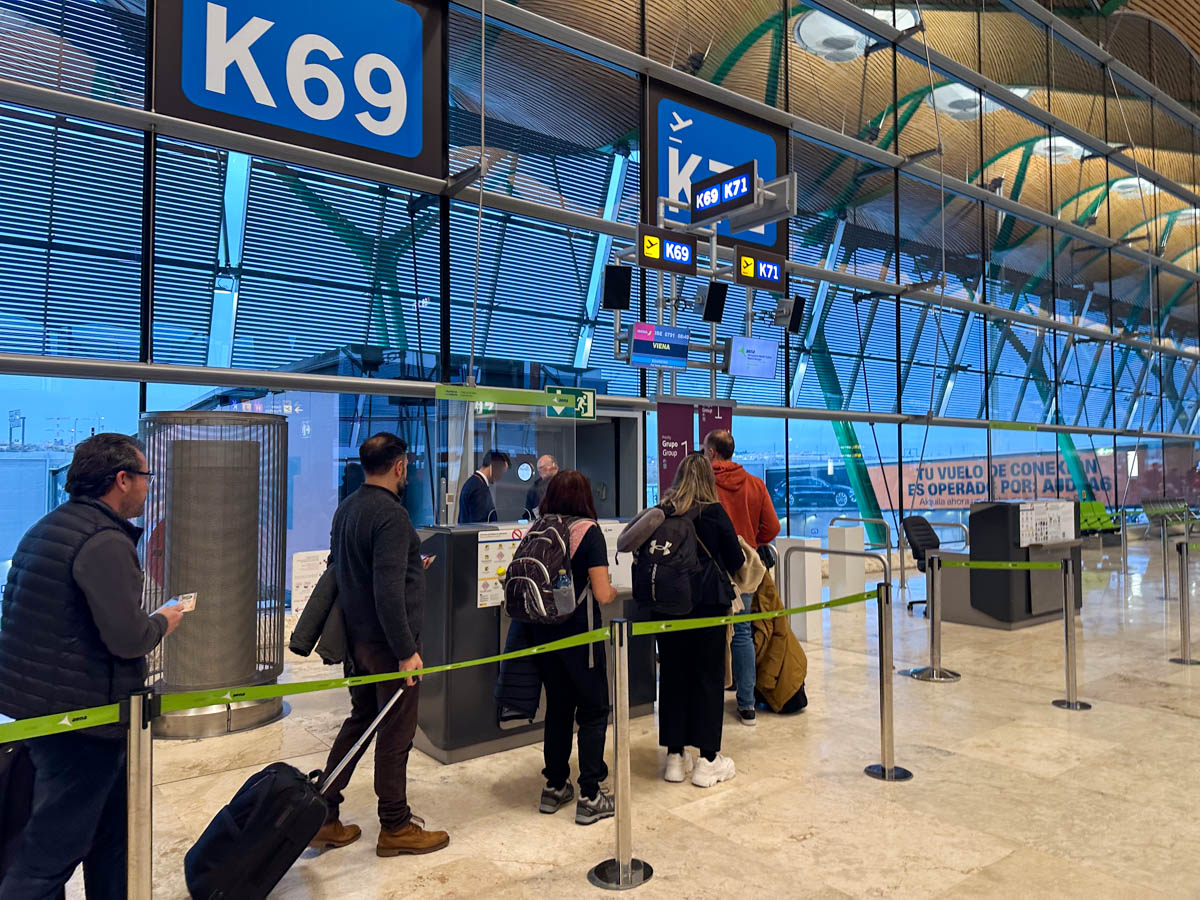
[452,3,1200,305]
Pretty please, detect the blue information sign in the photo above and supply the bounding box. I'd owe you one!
[155,0,445,177]
[647,81,787,255]
[691,160,757,225]
[630,322,690,370]
[735,247,786,292]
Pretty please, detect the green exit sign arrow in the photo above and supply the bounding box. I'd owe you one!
[546,387,596,420]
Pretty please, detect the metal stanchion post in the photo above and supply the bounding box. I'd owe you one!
[1120,509,1128,597]
[589,619,653,890]
[899,531,907,595]
[900,554,960,682]
[127,689,154,900]
[1052,558,1091,711]
[865,581,913,782]
[1170,541,1199,665]
[1161,519,1170,602]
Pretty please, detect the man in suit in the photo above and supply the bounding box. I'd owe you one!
[457,451,510,524]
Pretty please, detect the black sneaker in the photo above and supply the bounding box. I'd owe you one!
[736,707,757,727]
[575,788,615,825]
[539,782,574,814]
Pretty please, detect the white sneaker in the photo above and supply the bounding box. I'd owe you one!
[664,752,692,783]
[691,753,736,788]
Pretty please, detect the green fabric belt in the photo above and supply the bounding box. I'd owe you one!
[630,589,877,635]
[940,560,1062,571]
[0,585,882,745]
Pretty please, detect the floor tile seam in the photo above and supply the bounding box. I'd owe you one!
[155,749,330,791]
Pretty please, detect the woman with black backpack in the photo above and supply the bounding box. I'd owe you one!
[631,452,744,788]
[521,470,618,825]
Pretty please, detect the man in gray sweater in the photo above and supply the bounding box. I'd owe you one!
[310,433,449,857]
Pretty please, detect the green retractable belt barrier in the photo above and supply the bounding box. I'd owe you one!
[630,590,877,636]
[0,703,122,745]
[0,586,883,746]
[940,560,1061,571]
[159,626,612,713]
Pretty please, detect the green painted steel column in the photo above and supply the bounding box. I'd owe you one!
[810,332,888,548]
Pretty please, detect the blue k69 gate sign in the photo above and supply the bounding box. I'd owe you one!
[154,0,445,177]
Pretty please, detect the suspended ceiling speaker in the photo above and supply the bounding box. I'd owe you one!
[140,411,288,738]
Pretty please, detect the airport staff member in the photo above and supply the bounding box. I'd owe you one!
[311,433,449,857]
[457,450,510,524]
[0,433,185,898]
[523,454,559,518]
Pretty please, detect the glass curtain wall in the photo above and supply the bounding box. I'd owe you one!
[6,0,1200,559]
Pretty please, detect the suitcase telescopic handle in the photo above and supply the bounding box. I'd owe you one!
[318,684,407,795]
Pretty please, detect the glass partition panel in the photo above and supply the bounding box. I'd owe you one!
[784,413,901,549]
[787,7,897,134]
[980,2,1048,113]
[441,398,577,526]
[988,423,1060,502]
[1048,32,1107,145]
[898,423,987,529]
[0,375,140,566]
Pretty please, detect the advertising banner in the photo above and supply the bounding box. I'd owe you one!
[867,450,1117,510]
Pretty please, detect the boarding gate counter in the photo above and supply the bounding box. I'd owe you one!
[415,521,656,764]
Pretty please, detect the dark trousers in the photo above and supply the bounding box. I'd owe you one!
[532,642,610,799]
[0,732,126,900]
[656,624,726,757]
[322,641,420,831]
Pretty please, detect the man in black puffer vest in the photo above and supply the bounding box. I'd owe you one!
[0,433,184,899]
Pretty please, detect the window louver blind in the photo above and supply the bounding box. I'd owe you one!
[0,0,145,106]
[233,161,440,370]
[0,106,141,359]
[449,203,594,367]
[152,140,225,366]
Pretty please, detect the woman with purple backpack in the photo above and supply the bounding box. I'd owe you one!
[522,470,618,825]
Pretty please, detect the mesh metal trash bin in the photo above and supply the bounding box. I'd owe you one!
[140,411,288,738]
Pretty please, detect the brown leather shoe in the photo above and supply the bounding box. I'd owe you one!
[376,821,450,857]
[309,820,361,850]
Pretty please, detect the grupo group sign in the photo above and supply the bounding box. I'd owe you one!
[869,450,1117,509]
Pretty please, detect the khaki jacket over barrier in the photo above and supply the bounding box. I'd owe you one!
[750,569,808,713]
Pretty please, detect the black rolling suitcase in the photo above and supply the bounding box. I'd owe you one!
[184,685,406,900]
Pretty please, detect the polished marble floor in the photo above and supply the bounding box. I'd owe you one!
[78,538,1200,898]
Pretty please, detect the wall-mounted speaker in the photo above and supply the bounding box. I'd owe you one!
[787,294,807,334]
[693,281,729,324]
[601,265,632,311]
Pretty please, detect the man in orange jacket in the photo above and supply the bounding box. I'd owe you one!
[704,429,780,725]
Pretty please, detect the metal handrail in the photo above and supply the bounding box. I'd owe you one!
[898,519,968,593]
[781,544,909,781]
[782,544,891,599]
[830,517,900,594]
[926,520,969,547]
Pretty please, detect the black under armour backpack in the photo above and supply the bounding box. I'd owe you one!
[631,506,700,616]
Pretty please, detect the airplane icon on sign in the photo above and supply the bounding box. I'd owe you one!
[669,111,693,132]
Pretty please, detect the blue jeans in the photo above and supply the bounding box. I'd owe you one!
[732,593,757,710]
[0,732,126,900]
